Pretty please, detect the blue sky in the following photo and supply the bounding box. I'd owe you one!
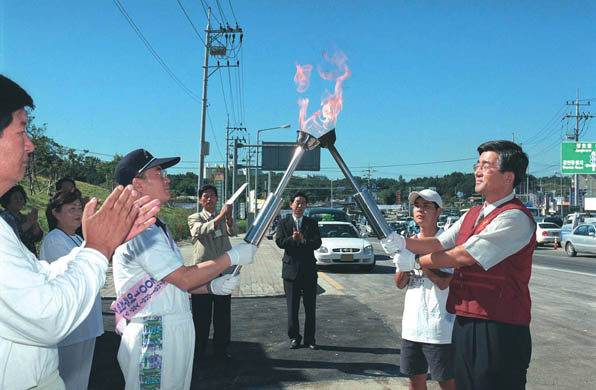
[2,1,595,180]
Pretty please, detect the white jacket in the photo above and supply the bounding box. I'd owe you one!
[0,218,108,389]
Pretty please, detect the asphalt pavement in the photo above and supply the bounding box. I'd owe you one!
[93,235,422,390]
[90,236,596,390]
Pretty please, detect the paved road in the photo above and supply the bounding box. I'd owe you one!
[90,236,596,389]
[533,245,596,275]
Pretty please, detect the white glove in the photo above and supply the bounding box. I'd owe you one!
[209,274,240,295]
[393,248,416,272]
[226,243,258,266]
[380,231,406,255]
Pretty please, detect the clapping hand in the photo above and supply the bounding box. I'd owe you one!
[82,185,160,260]
[292,227,305,244]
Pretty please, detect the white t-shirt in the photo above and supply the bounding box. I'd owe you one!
[0,218,108,389]
[401,229,455,344]
[113,224,191,318]
[40,229,104,346]
[438,193,535,270]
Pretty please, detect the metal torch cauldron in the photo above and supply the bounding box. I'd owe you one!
[318,129,393,240]
[232,130,319,275]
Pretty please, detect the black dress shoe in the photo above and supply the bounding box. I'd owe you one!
[290,338,301,349]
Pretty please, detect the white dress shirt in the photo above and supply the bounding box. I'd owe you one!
[0,218,108,389]
[438,193,535,270]
[293,216,303,232]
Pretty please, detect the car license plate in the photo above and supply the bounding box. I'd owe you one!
[340,254,354,262]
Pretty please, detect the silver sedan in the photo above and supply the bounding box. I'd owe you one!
[560,223,596,257]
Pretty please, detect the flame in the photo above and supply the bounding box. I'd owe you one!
[294,50,351,136]
[294,63,313,93]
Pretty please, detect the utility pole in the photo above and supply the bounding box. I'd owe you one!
[564,89,594,207]
[225,123,246,199]
[197,7,243,209]
[232,139,239,218]
[224,115,229,199]
[365,164,374,187]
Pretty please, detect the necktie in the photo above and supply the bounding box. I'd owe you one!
[295,218,301,233]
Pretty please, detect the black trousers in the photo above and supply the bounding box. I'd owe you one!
[283,276,317,344]
[453,316,532,390]
[191,294,231,355]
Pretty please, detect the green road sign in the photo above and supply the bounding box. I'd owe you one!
[561,142,596,174]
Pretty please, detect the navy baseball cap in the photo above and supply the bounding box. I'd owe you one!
[114,149,180,185]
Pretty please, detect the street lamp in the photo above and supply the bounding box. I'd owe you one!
[254,124,291,216]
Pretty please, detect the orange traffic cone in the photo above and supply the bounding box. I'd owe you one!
[554,236,558,250]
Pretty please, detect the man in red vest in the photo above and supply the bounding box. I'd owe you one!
[381,140,534,390]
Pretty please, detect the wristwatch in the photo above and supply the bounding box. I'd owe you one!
[414,254,421,270]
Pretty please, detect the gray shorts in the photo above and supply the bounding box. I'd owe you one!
[400,339,455,381]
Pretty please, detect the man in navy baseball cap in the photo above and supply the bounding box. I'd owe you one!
[114,149,180,186]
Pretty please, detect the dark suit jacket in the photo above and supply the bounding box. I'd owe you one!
[275,215,322,281]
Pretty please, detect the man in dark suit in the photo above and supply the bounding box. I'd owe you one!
[275,192,322,350]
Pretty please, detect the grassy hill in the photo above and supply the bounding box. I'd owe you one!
[19,177,194,242]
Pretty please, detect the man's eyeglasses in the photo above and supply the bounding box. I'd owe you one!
[473,162,498,173]
[139,169,168,179]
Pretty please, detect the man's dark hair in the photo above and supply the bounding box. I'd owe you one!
[0,75,34,134]
[55,178,76,192]
[291,192,308,203]
[45,189,82,231]
[477,140,528,188]
[199,185,218,198]
[0,185,27,209]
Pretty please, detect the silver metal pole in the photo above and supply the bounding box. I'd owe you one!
[234,131,319,276]
[318,129,393,240]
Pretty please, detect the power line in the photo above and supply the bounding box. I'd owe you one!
[199,0,209,19]
[215,0,228,27]
[112,0,200,102]
[227,0,238,24]
[175,0,206,46]
[206,110,225,161]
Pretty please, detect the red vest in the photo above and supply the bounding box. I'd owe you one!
[446,198,535,325]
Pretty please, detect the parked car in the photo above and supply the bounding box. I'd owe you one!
[543,216,563,227]
[437,215,449,228]
[315,221,375,271]
[444,216,460,230]
[389,221,408,235]
[560,223,596,257]
[304,207,351,223]
[266,209,293,239]
[535,222,561,246]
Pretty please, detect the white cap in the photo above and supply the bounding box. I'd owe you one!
[408,189,443,209]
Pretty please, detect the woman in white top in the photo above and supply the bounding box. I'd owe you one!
[40,189,104,390]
